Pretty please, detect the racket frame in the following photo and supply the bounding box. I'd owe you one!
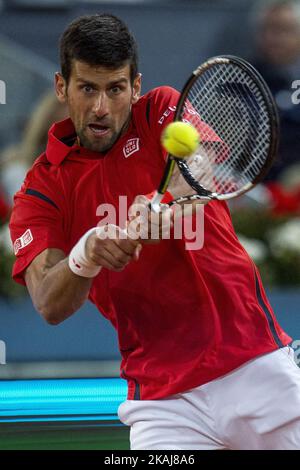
[151,55,279,211]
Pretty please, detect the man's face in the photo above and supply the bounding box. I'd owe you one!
[258,5,300,66]
[55,61,141,152]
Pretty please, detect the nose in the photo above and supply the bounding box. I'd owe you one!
[92,92,109,118]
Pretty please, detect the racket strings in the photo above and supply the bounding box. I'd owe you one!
[191,80,267,189]
[178,62,272,195]
[191,80,264,189]
[199,66,270,172]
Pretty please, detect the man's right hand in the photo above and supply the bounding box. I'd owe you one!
[86,224,142,272]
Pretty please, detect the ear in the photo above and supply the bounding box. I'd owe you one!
[55,72,67,103]
[131,73,142,104]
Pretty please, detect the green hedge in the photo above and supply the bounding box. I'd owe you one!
[231,209,300,287]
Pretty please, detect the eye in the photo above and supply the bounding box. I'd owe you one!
[110,86,122,95]
[81,85,95,94]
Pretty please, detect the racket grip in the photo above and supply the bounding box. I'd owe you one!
[149,192,163,213]
[148,191,173,213]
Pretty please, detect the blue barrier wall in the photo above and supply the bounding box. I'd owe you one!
[0,297,120,362]
[0,291,299,362]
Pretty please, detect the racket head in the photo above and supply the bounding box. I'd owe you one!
[161,55,280,204]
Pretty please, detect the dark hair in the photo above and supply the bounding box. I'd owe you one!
[59,14,138,84]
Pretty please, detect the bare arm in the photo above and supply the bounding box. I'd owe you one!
[25,229,141,325]
[25,248,92,325]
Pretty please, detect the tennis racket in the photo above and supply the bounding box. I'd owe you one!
[150,55,279,213]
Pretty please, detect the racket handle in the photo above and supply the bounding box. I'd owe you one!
[150,191,164,213]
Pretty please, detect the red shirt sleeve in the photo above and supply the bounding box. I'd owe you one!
[148,86,180,142]
[9,161,68,285]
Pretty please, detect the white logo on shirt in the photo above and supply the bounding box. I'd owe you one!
[14,229,33,255]
[123,138,140,158]
[158,106,176,125]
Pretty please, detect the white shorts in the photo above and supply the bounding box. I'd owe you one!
[118,347,300,450]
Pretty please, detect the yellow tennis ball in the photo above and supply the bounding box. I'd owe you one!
[161,121,200,158]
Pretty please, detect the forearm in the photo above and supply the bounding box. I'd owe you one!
[25,226,140,325]
[27,257,92,325]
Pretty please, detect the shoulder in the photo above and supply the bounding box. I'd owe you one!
[137,86,179,109]
[133,86,180,132]
[148,86,180,101]
[15,152,66,212]
[22,153,58,190]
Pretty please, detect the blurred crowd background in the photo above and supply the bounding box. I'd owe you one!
[1,0,300,370]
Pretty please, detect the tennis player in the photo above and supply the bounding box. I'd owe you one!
[9,14,300,450]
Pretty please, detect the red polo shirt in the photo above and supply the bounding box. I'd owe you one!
[9,86,291,400]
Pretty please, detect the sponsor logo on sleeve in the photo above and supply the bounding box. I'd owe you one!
[123,138,140,158]
[14,229,33,255]
[158,106,176,125]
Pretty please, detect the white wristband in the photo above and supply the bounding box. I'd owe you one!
[68,227,102,278]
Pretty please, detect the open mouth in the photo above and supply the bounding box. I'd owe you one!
[88,123,110,136]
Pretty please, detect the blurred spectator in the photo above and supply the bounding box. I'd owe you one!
[0,90,68,201]
[250,0,300,183]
